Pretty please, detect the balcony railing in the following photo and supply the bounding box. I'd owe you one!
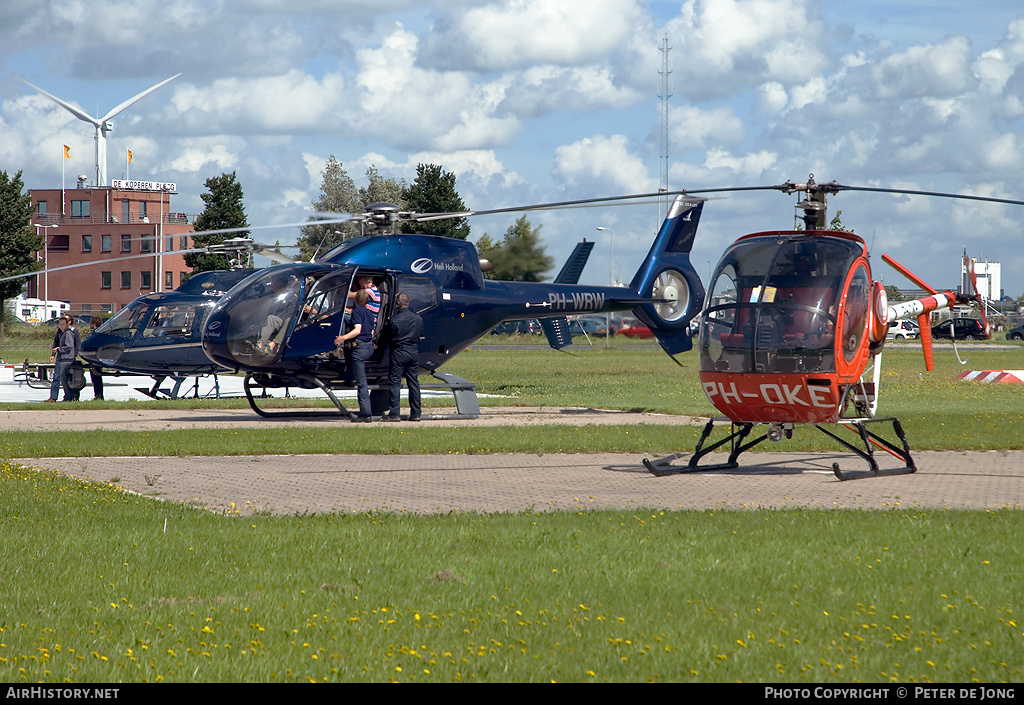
[34,212,194,226]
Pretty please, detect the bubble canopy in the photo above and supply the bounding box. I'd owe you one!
[699,233,864,375]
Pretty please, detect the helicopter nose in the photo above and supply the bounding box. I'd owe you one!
[201,308,240,370]
[202,269,303,370]
[79,335,124,366]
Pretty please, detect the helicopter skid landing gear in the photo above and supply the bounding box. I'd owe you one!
[243,373,354,419]
[643,418,768,476]
[817,417,917,481]
[644,416,917,480]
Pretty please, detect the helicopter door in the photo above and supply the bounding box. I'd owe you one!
[285,270,358,360]
[836,262,870,376]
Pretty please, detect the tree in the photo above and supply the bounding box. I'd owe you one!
[185,172,249,275]
[359,165,407,210]
[884,284,903,303]
[828,209,854,233]
[401,163,470,239]
[0,170,43,337]
[298,156,361,260]
[478,216,553,282]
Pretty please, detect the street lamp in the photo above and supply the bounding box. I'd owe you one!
[596,226,614,346]
[33,224,56,318]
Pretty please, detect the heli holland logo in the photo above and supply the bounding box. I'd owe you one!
[411,258,433,274]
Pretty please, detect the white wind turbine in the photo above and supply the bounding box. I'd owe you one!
[23,73,181,187]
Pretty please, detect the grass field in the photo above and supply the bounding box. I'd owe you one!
[1,460,1021,683]
[1,343,1022,682]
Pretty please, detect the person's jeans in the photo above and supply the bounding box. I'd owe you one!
[50,359,72,401]
[351,342,374,418]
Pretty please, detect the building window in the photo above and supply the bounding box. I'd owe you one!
[121,234,131,253]
[139,202,147,221]
[101,272,111,289]
[165,271,173,289]
[121,200,130,224]
[121,271,131,289]
[140,236,152,253]
[37,201,47,216]
[102,234,111,252]
[47,235,69,252]
[71,200,90,218]
[82,235,92,253]
[180,235,188,250]
[165,236,174,252]
[141,271,152,289]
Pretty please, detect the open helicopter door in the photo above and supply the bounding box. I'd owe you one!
[283,268,360,360]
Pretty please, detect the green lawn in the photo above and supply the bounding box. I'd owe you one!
[1,460,1020,683]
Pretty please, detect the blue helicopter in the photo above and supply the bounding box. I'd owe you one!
[192,197,706,419]
[76,238,294,398]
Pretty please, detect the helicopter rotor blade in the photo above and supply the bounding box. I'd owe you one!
[0,247,214,284]
[833,184,1024,207]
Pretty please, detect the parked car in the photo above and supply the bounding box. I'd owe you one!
[616,323,653,339]
[1007,323,1024,341]
[887,319,919,339]
[568,318,603,336]
[489,319,541,335]
[931,317,989,340]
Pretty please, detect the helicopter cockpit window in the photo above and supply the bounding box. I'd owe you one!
[219,269,303,366]
[699,235,861,374]
[101,300,152,338]
[142,305,196,340]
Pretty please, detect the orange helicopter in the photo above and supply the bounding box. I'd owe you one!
[643,176,1010,480]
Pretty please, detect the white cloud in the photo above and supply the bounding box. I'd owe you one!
[500,66,642,117]
[754,82,789,117]
[872,36,975,99]
[669,105,746,152]
[552,134,657,195]
[667,0,830,97]
[165,136,245,173]
[346,24,521,151]
[421,0,646,71]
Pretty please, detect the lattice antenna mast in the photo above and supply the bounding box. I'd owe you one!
[658,34,673,223]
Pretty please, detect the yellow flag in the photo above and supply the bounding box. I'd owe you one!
[127,149,133,164]
[63,145,70,159]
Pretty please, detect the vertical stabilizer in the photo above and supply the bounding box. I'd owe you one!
[629,196,706,355]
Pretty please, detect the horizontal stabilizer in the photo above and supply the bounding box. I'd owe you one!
[540,317,573,350]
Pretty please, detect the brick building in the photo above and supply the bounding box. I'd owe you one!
[28,180,194,315]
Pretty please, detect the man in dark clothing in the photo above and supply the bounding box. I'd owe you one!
[383,293,423,422]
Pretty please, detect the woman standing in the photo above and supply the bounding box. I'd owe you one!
[335,289,375,421]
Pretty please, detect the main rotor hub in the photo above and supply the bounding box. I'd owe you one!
[363,202,402,231]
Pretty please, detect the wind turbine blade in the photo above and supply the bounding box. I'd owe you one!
[22,79,100,126]
[100,73,181,122]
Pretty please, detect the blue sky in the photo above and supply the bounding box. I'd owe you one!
[4,0,1024,297]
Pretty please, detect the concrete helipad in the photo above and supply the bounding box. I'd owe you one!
[12,449,1023,516]
[5,407,1022,516]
